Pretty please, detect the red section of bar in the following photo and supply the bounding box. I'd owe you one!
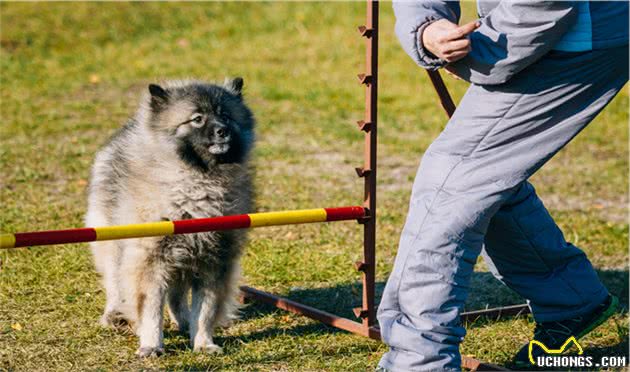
[324,206,366,221]
[13,228,97,248]
[173,214,251,234]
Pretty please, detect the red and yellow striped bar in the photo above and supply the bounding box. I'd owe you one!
[0,206,366,249]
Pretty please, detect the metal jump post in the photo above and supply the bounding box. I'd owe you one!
[1,1,530,370]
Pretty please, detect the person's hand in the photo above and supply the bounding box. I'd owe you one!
[421,19,480,63]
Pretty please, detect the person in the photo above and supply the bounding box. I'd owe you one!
[377,1,629,370]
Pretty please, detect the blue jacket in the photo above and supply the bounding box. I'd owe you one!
[393,1,629,85]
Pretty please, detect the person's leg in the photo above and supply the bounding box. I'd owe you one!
[481,181,608,322]
[481,181,619,367]
[377,46,628,371]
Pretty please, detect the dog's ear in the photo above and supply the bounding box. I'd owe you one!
[148,84,169,110]
[224,77,244,98]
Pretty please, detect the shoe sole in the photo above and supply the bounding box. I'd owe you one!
[576,295,619,339]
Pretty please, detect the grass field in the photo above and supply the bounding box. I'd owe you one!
[1,2,628,371]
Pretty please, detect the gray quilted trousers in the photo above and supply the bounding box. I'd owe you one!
[377,46,629,371]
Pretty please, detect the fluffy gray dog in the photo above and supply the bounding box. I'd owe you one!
[86,79,254,357]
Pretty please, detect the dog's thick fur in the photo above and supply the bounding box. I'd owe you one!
[86,79,254,357]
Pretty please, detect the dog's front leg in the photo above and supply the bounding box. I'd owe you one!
[135,267,167,358]
[189,280,224,354]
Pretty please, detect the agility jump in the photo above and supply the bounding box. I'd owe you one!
[1,1,525,369]
[0,206,366,249]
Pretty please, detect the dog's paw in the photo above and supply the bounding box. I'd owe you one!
[100,311,127,328]
[99,314,112,327]
[136,346,164,358]
[193,343,223,354]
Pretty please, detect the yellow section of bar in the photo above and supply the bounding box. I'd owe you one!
[0,234,16,249]
[95,221,174,241]
[249,208,327,227]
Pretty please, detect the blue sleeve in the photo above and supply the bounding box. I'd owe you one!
[448,1,578,85]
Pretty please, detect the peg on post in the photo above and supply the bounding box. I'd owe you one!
[357,73,373,85]
[355,261,368,272]
[357,207,371,225]
[356,120,372,132]
[353,307,369,319]
[355,167,371,177]
[357,25,374,38]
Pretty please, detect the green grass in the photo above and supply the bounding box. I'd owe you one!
[0,2,627,371]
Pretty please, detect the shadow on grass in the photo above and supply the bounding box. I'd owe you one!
[236,268,628,327]
[169,268,627,369]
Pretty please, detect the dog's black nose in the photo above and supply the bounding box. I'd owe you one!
[214,126,228,138]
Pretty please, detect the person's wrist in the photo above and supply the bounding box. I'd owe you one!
[420,26,439,60]
[421,20,442,57]
[417,20,446,65]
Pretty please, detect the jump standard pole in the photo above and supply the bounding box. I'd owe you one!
[355,0,379,336]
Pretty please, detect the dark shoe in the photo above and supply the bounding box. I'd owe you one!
[513,295,619,368]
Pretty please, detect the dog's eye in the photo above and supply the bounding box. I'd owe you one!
[190,114,204,127]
